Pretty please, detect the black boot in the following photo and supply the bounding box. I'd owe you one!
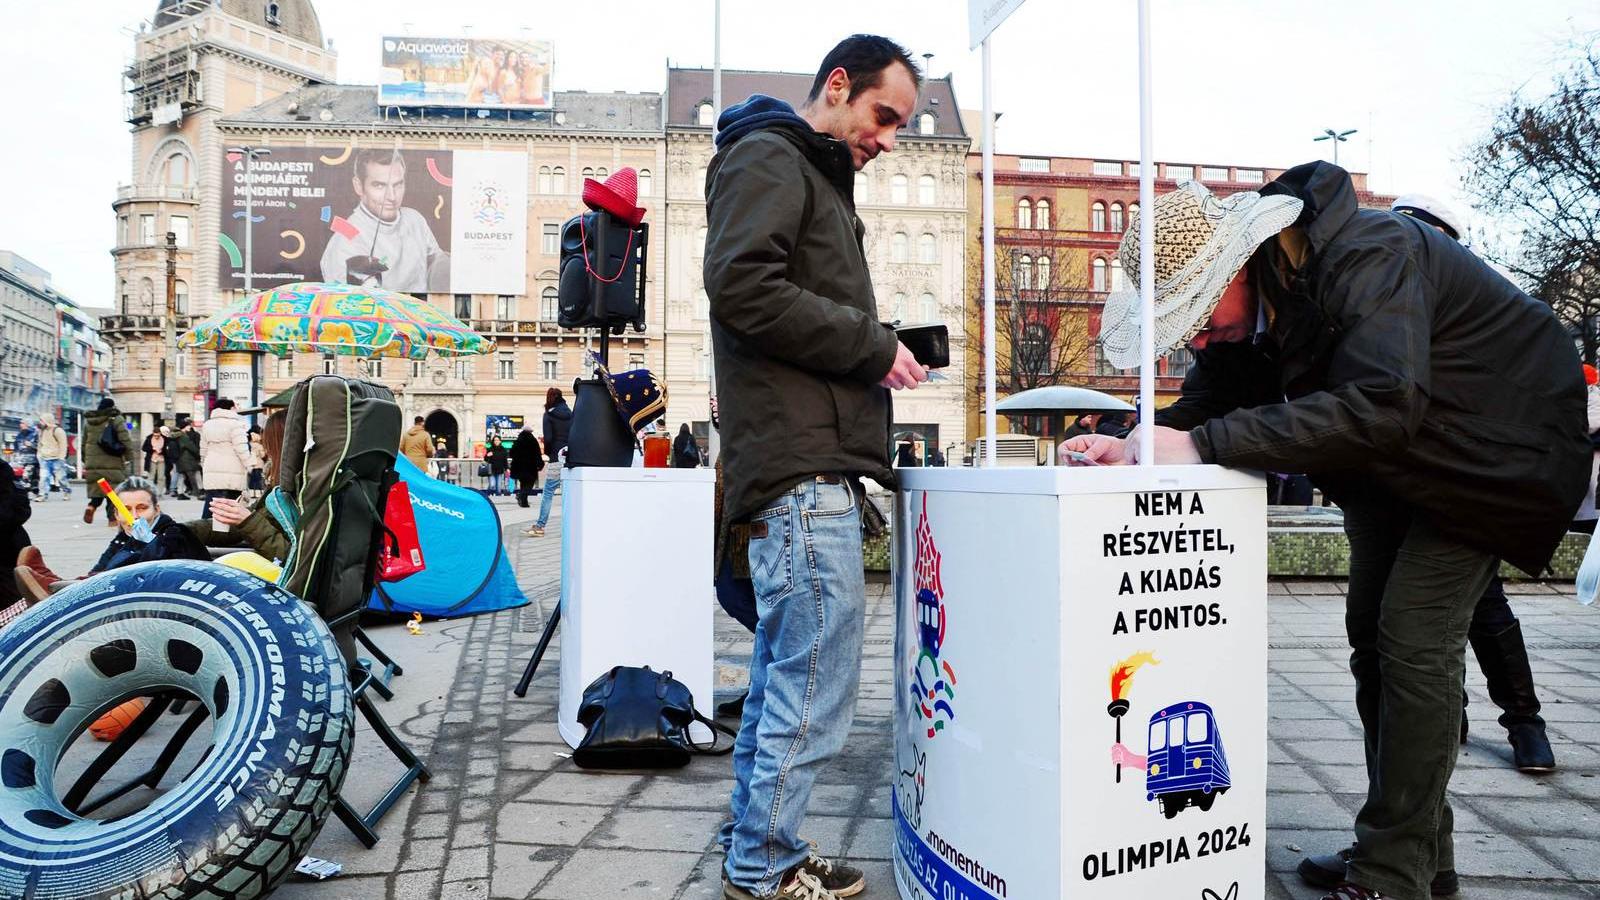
[1469,620,1554,773]
[1298,843,1459,895]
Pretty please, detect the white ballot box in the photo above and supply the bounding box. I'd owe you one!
[557,466,716,747]
[892,466,1266,900]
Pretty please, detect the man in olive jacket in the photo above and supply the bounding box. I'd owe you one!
[1067,162,1588,900]
[704,34,930,900]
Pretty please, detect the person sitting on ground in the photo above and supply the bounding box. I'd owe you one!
[15,477,210,602]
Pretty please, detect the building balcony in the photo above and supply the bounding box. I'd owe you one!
[114,184,199,205]
[467,319,653,340]
[99,314,199,336]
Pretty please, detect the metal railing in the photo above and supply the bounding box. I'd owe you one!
[115,184,199,203]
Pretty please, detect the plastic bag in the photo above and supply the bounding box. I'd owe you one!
[1577,533,1600,606]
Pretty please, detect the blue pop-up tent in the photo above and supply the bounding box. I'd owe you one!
[368,456,529,618]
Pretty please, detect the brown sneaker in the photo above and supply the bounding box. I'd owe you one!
[724,866,838,900]
[82,505,95,525]
[801,841,864,896]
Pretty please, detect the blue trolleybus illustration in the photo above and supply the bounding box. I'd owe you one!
[1145,701,1231,818]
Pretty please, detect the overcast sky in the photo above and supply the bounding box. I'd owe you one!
[2,0,1596,308]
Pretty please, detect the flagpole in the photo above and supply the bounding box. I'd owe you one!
[1136,0,1156,466]
[706,0,723,465]
[981,36,997,467]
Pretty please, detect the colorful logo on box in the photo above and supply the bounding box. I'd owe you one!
[911,494,958,738]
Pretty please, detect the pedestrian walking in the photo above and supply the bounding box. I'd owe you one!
[174,421,201,500]
[143,427,168,495]
[484,439,509,496]
[35,413,69,501]
[509,428,544,508]
[198,398,252,519]
[672,423,702,468]
[705,35,929,900]
[526,388,572,537]
[1064,163,1589,900]
[83,398,134,525]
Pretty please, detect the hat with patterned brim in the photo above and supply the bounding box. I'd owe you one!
[588,353,667,436]
[1099,181,1303,370]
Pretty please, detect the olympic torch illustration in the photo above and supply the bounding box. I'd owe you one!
[1108,651,1158,783]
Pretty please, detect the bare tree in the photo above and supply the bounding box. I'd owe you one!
[1464,35,1600,361]
[966,233,1096,406]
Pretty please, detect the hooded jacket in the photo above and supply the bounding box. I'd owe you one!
[703,95,899,521]
[83,406,132,498]
[543,401,573,462]
[200,407,252,492]
[399,424,433,470]
[36,417,67,461]
[1158,161,1588,575]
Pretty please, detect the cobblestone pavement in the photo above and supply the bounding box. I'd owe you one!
[16,495,1600,898]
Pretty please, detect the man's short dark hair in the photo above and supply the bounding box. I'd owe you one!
[354,149,406,182]
[807,34,922,104]
[414,415,425,425]
[216,398,235,410]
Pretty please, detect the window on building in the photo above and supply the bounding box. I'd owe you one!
[1201,166,1230,182]
[695,226,708,258]
[1036,199,1051,230]
[891,293,907,321]
[1110,258,1125,292]
[371,359,384,379]
[1092,160,1122,177]
[1016,198,1032,230]
[1092,201,1107,232]
[1110,203,1125,233]
[1097,346,1122,375]
[169,215,190,247]
[1166,347,1195,379]
[1018,254,1033,290]
[917,174,936,206]
[891,232,909,263]
[628,353,645,371]
[697,101,715,126]
[496,295,514,320]
[918,112,936,135]
[275,356,294,379]
[854,172,868,203]
[596,167,608,180]
[119,278,129,312]
[890,174,909,205]
[411,361,424,378]
[1092,258,1108,292]
[174,280,189,314]
[541,286,558,321]
[551,166,566,193]
[637,169,652,197]
[176,352,189,376]
[116,354,128,379]
[138,277,155,313]
[581,166,595,181]
[498,353,515,380]
[1166,165,1194,182]
[1037,255,1051,290]
[164,153,191,186]
[118,215,129,245]
[696,167,707,193]
[1019,157,1050,173]
[917,232,937,264]
[541,353,558,380]
[697,350,711,378]
[1129,202,1139,221]
[919,292,937,322]
[454,294,472,320]
[538,166,552,194]
[1016,324,1049,375]
[1236,168,1264,184]
[139,214,156,244]
[694,288,709,320]
[542,223,559,255]
[322,355,337,375]
[456,360,470,381]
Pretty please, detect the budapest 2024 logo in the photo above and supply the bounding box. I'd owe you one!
[911,494,957,739]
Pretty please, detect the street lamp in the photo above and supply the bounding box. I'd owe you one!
[226,146,270,417]
[1313,128,1357,167]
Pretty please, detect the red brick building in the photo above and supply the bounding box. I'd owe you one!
[964,153,1394,438]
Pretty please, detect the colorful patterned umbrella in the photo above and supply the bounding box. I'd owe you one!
[182,282,493,359]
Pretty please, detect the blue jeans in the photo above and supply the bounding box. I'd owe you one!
[720,477,865,896]
[488,473,503,495]
[41,459,67,494]
[534,463,562,527]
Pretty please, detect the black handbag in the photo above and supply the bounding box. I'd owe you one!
[573,665,736,769]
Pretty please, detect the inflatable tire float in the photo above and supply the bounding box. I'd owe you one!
[0,560,353,899]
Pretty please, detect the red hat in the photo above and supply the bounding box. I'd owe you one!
[582,167,646,226]
[1585,364,1597,387]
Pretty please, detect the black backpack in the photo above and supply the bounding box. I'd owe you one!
[98,419,126,457]
[573,666,735,769]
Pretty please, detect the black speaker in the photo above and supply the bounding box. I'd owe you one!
[558,210,649,332]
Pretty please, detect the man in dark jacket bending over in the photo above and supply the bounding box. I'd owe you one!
[704,34,930,900]
[1065,163,1589,900]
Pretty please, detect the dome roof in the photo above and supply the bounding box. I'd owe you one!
[155,0,323,47]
